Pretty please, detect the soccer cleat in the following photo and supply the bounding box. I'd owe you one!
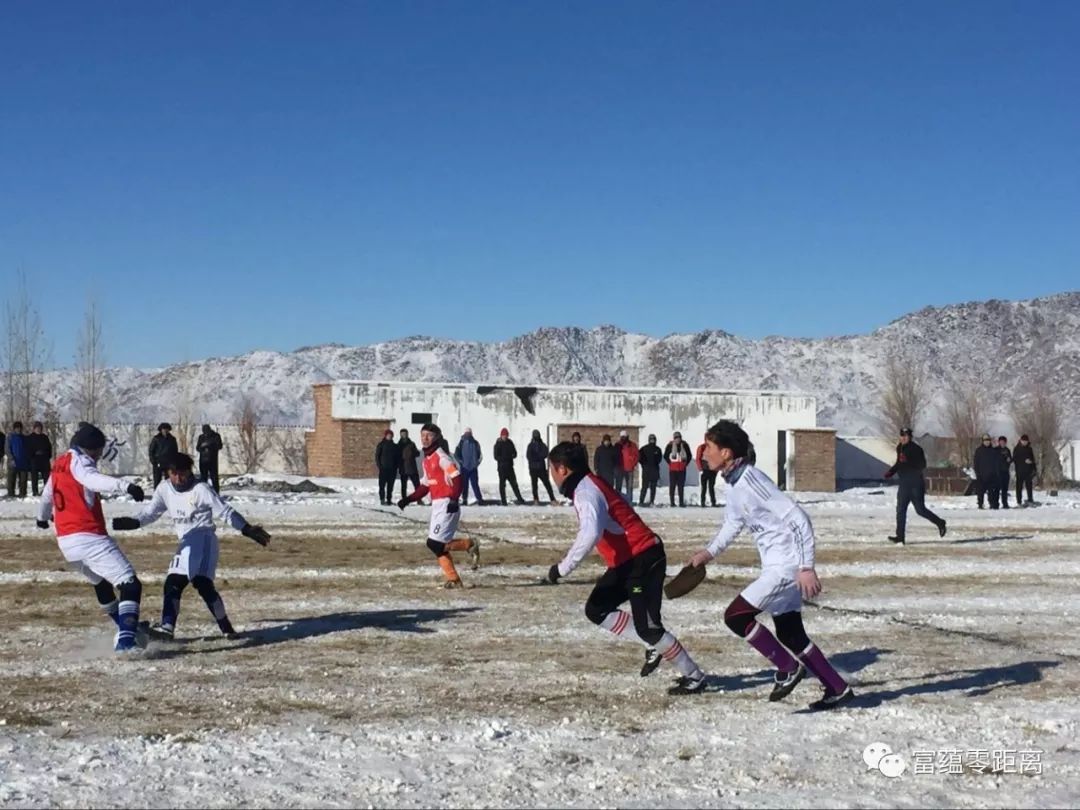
[148,622,175,642]
[440,579,464,590]
[938,521,947,538]
[808,685,855,711]
[667,671,707,695]
[768,664,806,702]
[887,535,905,545]
[640,648,663,677]
[467,538,481,570]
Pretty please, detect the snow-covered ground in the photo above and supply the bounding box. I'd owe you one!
[1,479,1078,808]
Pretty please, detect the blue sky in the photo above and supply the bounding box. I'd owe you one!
[2,1,1078,368]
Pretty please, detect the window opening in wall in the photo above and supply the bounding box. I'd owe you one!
[411,412,433,424]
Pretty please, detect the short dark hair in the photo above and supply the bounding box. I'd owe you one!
[32,421,43,430]
[1021,434,1030,441]
[421,422,441,436]
[12,421,23,430]
[164,452,195,473]
[548,442,589,472]
[704,420,750,459]
[998,435,1008,442]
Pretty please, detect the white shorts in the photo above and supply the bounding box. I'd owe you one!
[428,499,461,544]
[741,566,802,616]
[59,533,136,586]
[167,529,220,580]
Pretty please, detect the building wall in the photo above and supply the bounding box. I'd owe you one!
[787,429,836,492]
[324,382,817,485]
[836,436,897,487]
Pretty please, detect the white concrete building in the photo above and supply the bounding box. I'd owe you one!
[306,381,835,491]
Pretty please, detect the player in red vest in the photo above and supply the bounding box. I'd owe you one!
[35,423,148,651]
[541,442,708,694]
[398,423,479,588]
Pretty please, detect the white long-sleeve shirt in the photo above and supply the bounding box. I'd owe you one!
[37,448,129,525]
[707,463,816,570]
[137,480,247,540]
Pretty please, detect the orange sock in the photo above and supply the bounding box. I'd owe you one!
[445,538,472,552]
[437,554,460,582]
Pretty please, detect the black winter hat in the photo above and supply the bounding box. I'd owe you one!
[158,422,172,432]
[71,423,106,451]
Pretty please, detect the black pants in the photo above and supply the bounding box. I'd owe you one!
[400,470,420,500]
[152,465,164,488]
[613,468,633,499]
[584,542,667,646]
[976,477,999,509]
[1016,475,1034,505]
[530,469,555,502]
[669,470,686,506]
[997,472,1010,507]
[378,468,398,503]
[199,460,220,493]
[498,469,525,504]
[6,468,28,498]
[700,470,717,506]
[896,477,945,538]
[639,475,658,505]
[30,463,50,497]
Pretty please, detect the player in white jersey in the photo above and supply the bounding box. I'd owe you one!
[112,452,271,640]
[688,420,854,711]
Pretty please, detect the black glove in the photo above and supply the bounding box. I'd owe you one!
[446,500,460,514]
[112,517,141,531]
[127,484,145,502]
[36,520,49,530]
[242,524,271,546]
[397,498,409,511]
[542,564,561,585]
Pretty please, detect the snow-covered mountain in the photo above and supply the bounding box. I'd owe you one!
[35,292,1080,435]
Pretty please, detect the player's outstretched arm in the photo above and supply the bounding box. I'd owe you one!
[132,484,168,527]
[241,523,271,546]
[35,476,55,527]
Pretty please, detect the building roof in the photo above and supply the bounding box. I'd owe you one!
[326,380,812,399]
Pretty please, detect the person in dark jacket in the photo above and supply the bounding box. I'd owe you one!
[664,432,692,507]
[637,434,663,506]
[884,428,946,544]
[0,428,5,470]
[696,437,717,507]
[493,428,525,505]
[454,428,485,505]
[972,433,1001,509]
[196,424,224,492]
[592,434,618,487]
[1013,434,1037,506]
[526,430,556,503]
[398,429,421,501]
[5,421,29,498]
[149,423,179,488]
[995,435,1012,509]
[27,421,53,496]
[374,430,401,505]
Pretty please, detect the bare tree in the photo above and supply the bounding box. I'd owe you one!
[174,374,197,454]
[1011,382,1066,488]
[2,270,50,423]
[877,349,929,436]
[233,394,268,473]
[74,298,109,423]
[942,379,987,469]
[269,427,307,475]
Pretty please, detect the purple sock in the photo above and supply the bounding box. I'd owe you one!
[745,622,799,673]
[798,643,848,694]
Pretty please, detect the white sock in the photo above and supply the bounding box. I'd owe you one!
[599,610,646,645]
[654,631,702,677]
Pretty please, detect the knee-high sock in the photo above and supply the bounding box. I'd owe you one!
[797,642,848,694]
[598,609,647,645]
[654,631,702,677]
[437,554,460,582]
[746,621,799,673]
[93,581,121,628]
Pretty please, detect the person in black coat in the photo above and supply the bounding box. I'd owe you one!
[593,434,618,487]
[397,429,421,501]
[883,428,946,544]
[995,436,1012,509]
[148,423,179,487]
[526,430,556,503]
[196,424,224,492]
[637,434,662,506]
[1013,434,1037,506]
[374,430,401,505]
[493,429,525,505]
[27,421,53,497]
[972,433,1000,509]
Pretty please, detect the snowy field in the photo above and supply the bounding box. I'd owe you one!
[1,476,1078,808]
